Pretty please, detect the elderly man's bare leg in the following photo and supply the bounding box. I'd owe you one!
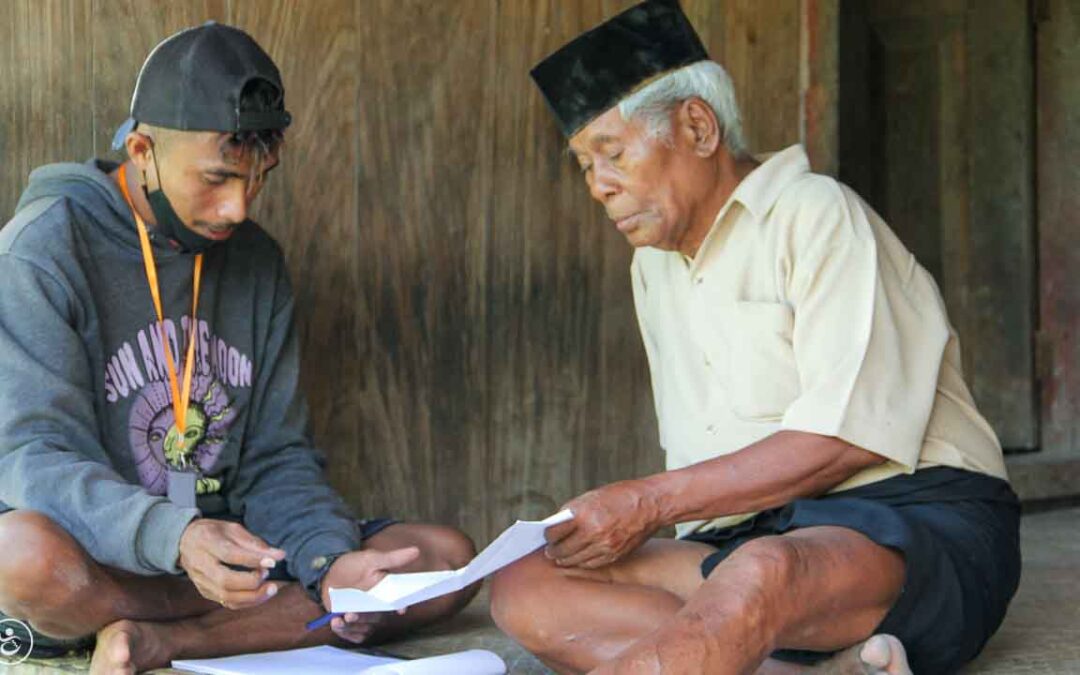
[492,526,908,675]
[0,512,477,675]
[491,539,716,673]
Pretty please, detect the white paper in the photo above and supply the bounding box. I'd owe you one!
[173,646,505,675]
[330,509,573,614]
[365,649,505,675]
[172,645,398,674]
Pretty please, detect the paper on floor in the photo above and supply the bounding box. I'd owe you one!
[366,649,505,674]
[172,645,505,675]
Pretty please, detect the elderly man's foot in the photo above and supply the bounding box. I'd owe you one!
[856,635,911,675]
[808,634,911,675]
[89,619,171,675]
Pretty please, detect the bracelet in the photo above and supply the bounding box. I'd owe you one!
[306,552,347,607]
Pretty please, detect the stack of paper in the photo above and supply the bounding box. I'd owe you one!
[329,509,573,613]
[173,645,505,675]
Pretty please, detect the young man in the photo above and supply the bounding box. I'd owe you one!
[490,2,1020,673]
[0,23,476,675]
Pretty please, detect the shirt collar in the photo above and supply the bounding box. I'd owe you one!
[686,145,811,268]
[729,144,812,220]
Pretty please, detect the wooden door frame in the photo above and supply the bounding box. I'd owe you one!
[800,0,1080,501]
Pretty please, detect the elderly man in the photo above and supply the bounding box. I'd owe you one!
[0,23,476,675]
[490,2,1020,674]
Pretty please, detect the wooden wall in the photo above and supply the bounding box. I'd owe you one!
[0,0,807,543]
[837,0,1038,450]
[5,0,1079,530]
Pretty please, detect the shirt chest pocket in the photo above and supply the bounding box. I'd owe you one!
[709,301,801,421]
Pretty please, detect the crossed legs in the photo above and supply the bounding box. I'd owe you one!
[0,511,479,674]
[491,526,911,674]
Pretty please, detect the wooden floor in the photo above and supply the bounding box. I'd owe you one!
[8,506,1080,674]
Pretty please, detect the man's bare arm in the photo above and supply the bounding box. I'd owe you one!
[544,430,886,568]
[644,430,886,527]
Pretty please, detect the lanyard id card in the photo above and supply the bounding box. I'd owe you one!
[118,164,204,507]
[167,469,198,508]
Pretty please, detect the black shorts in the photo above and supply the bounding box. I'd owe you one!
[681,467,1021,675]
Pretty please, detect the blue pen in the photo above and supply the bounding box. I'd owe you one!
[305,612,341,631]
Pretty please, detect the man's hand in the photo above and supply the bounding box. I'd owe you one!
[178,518,285,610]
[319,547,421,644]
[544,479,663,569]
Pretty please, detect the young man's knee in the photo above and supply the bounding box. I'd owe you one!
[0,511,94,611]
[414,525,476,572]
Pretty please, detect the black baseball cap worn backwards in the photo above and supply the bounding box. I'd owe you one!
[111,21,292,150]
[530,0,707,138]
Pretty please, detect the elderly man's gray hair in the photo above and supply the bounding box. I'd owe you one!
[618,60,747,157]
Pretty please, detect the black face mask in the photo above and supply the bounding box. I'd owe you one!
[143,148,218,254]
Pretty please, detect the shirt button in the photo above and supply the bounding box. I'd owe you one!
[694,277,704,285]
[703,354,712,367]
[706,424,717,434]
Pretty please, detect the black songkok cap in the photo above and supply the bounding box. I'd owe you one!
[530,0,707,138]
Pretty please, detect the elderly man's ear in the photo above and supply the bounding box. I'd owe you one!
[677,98,723,157]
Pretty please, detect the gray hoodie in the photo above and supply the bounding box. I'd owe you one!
[0,160,360,588]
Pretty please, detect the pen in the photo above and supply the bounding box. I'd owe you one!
[305,612,340,631]
[302,616,412,660]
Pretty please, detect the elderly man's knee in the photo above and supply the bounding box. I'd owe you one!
[0,511,93,608]
[490,554,561,648]
[727,536,803,582]
[702,535,804,618]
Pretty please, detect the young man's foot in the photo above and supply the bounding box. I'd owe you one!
[88,619,171,675]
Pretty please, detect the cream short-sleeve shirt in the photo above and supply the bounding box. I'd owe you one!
[631,145,1008,536]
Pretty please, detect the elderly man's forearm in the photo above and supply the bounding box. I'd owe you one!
[639,430,887,528]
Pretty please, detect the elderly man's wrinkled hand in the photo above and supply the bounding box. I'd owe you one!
[543,479,662,569]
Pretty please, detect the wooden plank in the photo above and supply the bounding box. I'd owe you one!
[1037,0,1080,457]
[90,0,229,161]
[801,0,839,175]
[965,0,1037,449]
[481,0,666,532]
[226,1,365,508]
[346,0,498,535]
[0,0,93,223]
[714,0,801,153]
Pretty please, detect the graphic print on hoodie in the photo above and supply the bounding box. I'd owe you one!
[109,305,250,496]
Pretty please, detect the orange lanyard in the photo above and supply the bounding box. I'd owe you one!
[117,164,203,459]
